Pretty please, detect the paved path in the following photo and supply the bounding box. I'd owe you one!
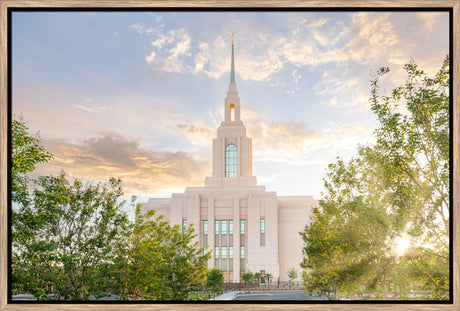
[213,291,239,300]
[231,290,327,301]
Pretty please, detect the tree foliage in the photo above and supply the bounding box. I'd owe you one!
[110,205,211,300]
[12,172,130,300]
[206,268,224,297]
[241,271,255,284]
[11,117,52,206]
[287,267,298,283]
[301,57,450,300]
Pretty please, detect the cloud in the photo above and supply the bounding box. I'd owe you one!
[169,104,375,166]
[308,17,328,28]
[176,121,215,147]
[322,121,375,148]
[191,34,283,81]
[193,42,209,73]
[291,70,302,84]
[344,12,401,65]
[416,12,444,32]
[140,28,193,74]
[306,12,442,111]
[313,72,360,96]
[145,50,156,63]
[74,104,107,113]
[130,23,145,34]
[36,132,210,196]
[136,24,288,82]
[132,12,447,98]
[238,107,373,165]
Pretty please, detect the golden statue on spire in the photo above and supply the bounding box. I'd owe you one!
[231,32,235,46]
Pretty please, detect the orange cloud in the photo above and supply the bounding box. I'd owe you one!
[34,132,210,196]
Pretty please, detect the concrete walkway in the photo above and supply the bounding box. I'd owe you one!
[213,291,240,300]
[232,290,327,301]
[213,290,327,301]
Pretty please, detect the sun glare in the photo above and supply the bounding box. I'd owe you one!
[394,235,411,257]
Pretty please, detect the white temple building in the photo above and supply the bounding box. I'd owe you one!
[141,35,317,283]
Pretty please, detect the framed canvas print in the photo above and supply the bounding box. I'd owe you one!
[1,1,458,311]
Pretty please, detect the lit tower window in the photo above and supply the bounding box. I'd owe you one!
[225,144,238,177]
[230,103,235,121]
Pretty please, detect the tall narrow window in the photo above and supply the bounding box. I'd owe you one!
[230,103,235,121]
[229,220,234,235]
[222,220,227,235]
[202,220,208,254]
[240,219,245,235]
[203,220,208,235]
[225,144,238,177]
[260,218,265,246]
[240,246,245,259]
[182,219,187,234]
[215,220,220,235]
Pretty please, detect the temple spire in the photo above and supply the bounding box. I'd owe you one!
[224,32,240,124]
[230,32,235,84]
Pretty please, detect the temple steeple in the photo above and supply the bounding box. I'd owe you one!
[225,33,241,123]
[205,33,256,186]
[230,32,235,83]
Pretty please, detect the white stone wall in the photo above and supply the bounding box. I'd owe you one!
[246,192,279,279]
[141,198,171,219]
[277,196,317,282]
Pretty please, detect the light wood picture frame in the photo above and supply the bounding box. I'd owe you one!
[1,1,458,310]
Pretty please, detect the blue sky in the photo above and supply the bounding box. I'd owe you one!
[12,11,449,203]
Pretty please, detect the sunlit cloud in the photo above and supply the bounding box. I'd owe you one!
[35,132,210,196]
[145,50,156,63]
[133,11,447,102]
[175,122,215,147]
[242,107,374,165]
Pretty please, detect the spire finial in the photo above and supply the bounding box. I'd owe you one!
[230,33,235,83]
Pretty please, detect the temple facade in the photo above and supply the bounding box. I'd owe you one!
[141,36,317,283]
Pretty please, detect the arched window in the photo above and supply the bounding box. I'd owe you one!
[225,144,238,177]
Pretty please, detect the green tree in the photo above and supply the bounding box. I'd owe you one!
[301,156,399,299]
[241,271,254,287]
[12,172,130,300]
[206,268,224,299]
[369,58,449,299]
[287,267,298,284]
[301,57,450,300]
[111,206,211,300]
[11,117,52,207]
